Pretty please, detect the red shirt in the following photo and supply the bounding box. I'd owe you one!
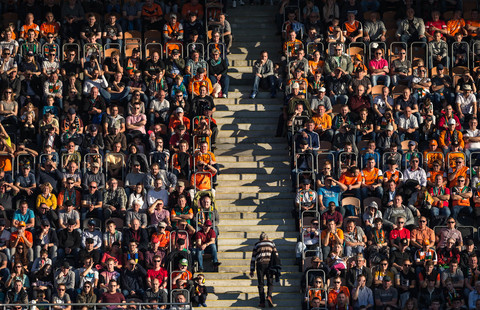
[425,20,447,36]
[147,268,168,285]
[390,228,410,241]
[195,228,216,245]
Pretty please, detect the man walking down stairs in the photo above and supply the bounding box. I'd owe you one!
[203,4,302,310]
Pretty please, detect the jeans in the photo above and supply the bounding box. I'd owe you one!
[361,186,384,200]
[400,131,420,142]
[322,245,331,260]
[256,263,273,304]
[361,0,380,11]
[432,90,455,107]
[400,34,427,44]
[110,86,130,103]
[344,245,365,257]
[452,205,472,219]
[81,207,104,222]
[98,87,112,104]
[429,56,449,69]
[121,18,142,32]
[391,74,411,86]
[210,74,230,95]
[105,38,123,52]
[252,75,276,95]
[330,94,348,105]
[371,74,391,87]
[431,206,451,217]
[193,244,219,270]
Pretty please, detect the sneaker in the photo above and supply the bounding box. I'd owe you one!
[222,94,228,98]
[233,0,237,7]
[213,261,222,267]
[201,304,207,307]
[240,0,245,5]
[266,296,274,307]
[250,91,257,99]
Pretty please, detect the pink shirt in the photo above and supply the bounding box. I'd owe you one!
[126,113,147,134]
[369,58,388,75]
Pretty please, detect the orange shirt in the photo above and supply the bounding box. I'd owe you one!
[339,172,362,186]
[194,150,216,165]
[181,2,204,19]
[168,116,191,132]
[309,60,324,74]
[20,23,39,38]
[163,22,183,38]
[151,231,170,248]
[451,186,471,206]
[467,20,480,37]
[190,172,216,191]
[448,152,465,169]
[361,167,383,186]
[10,230,33,246]
[40,21,60,35]
[283,39,303,57]
[142,3,163,18]
[383,170,401,185]
[447,18,465,36]
[344,20,361,36]
[320,229,344,246]
[427,170,446,185]
[327,287,350,306]
[312,114,332,130]
[309,289,325,301]
[188,77,213,95]
[424,150,444,170]
[448,165,468,187]
[171,269,192,289]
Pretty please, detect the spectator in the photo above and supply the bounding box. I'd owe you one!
[193,220,221,272]
[250,233,278,308]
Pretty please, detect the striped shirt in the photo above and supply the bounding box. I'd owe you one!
[250,240,277,271]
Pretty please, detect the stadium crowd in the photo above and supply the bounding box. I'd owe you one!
[269,0,480,309]
[0,0,233,308]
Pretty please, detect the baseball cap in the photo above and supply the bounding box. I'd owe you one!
[132,161,141,166]
[437,64,444,70]
[430,140,438,146]
[172,49,180,55]
[88,219,96,226]
[385,124,393,131]
[41,219,50,226]
[26,50,34,56]
[318,87,326,92]
[176,107,184,113]
[180,258,188,266]
[68,108,76,114]
[204,219,212,227]
[448,118,456,125]
[383,275,392,282]
[178,181,185,187]
[197,67,206,73]
[63,262,70,269]
[301,178,311,185]
[466,239,475,246]
[158,222,167,228]
[368,201,378,209]
[292,82,300,89]
[463,84,472,91]
[18,221,26,227]
[408,141,416,146]
[67,218,76,226]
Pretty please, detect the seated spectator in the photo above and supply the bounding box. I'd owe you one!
[429,174,451,218]
[327,276,350,308]
[396,8,426,43]
[344,219,367,257]
[369,48,390,87]
[81,181,104,221]
[321,219,344,260]
[57,219,81,263]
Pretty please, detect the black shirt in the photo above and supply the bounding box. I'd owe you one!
[81,22,102,37]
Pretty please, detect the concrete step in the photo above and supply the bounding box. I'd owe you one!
[216,155,288,162]
[217,122,279,131]
[220,211,293,219]
[218,223,295,232]
[218,265,299,273]
[219,217,295,226]
[217,129,283,138]
[229,71,254,80]
[206,297,300,308]
[216,103,282,112]
[216,117,278,125]
[231,22,278,30]
[207,277,300,287]
[203,271,300,280]
[219,161,289,168]
[229,6,278,16]
[215,198,291,207]
[217,167,290,176]
[217,135,282,144]
[220,231,299,239]
[217,173,289,181]
[219,243,295,252]
[207,292,299,301]
[229,66,258,73]
[233,34,280,42]
[215,97,282,105]
[215,141,283,149]
[215,191,292,200]
[216,179,288,187]
[217,205,293,213]
[215,148,286,156]
[218,237,297,246]
[218,251,296,260]
[210,284,300,294]
[217,184,289,193]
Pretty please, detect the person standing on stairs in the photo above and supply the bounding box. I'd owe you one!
[250,232,279,308]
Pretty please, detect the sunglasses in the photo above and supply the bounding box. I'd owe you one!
[419,220,426,222]
[89,186,97,189]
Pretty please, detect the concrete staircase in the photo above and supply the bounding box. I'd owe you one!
[203,5,302,309]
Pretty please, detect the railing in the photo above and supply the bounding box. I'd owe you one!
[2,302,189,310]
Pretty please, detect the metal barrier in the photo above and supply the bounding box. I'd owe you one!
[368,41,386,61]
[144,42,162,60]
[169,269,190,292]
[19,42,40,56]
[187,42,205,59]
[83,152,103,173]
[83,42,103,61]
[207,42,226,60]
[195,210,216,231]
[294,152,315,174]
[389,42,408,66]
[103,43,121,58]
[306,288,328,309]
[472,41,480,68]
[41,42,60,58]
[62,43,80,61]
[169,229,190,252]
[410,41,428,66]
[170,152,191,178]
[306,42,324,55]
[15,152,35,174]
[149,151,169,171]
[381,151,401,170]
[170,288,190,303]
[286,41,304,63]
[105,152,125,182]
[165,42,184,58]
[402,151,423,170]
[452,41,470,70]
[316,152,335,175]
[337,151,357,176]
[193,151,212,173]
[424,151,444,170]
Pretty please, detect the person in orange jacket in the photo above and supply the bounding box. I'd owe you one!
[188,68,213,96]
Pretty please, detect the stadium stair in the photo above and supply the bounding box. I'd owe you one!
[203,5,302,309]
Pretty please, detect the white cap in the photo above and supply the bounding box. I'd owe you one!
[448,118,456,125]
[319,87,326,92]
[176,107,184,113]
[292,82,300,89]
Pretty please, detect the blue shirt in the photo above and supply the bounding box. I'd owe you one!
[318,185,342,207]
[12,209,35,224]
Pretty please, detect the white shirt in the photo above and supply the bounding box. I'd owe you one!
[399,114,418,130]
[403,167,427,187]
[456,93,477,115]
[465,128,480,149]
